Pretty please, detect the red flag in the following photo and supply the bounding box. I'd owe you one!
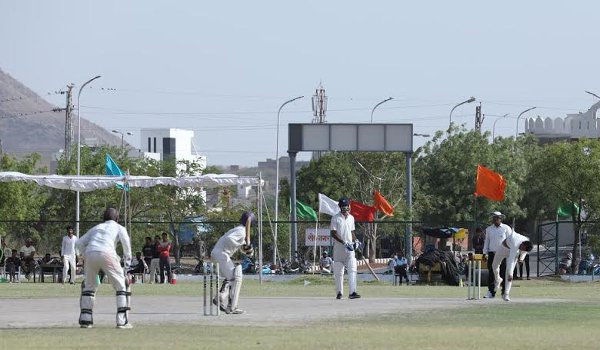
[350,200,376,222]
[474,164,506,201]
[373,191,394,216]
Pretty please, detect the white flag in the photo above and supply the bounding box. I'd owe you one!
[318,193,340,216]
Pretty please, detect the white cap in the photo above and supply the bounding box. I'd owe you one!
[491,211,504,218]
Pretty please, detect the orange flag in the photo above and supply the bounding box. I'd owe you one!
[350,200,377,222]
[373,191,394,216]
[474,165,506,201]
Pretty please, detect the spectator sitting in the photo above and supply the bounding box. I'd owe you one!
[394,253,410,285]
[39,253,53,265]
[320,251,333,274]
[387,254,398,274]
[5,249,21,283]
[128,252,148,276]
[19,239,36,280]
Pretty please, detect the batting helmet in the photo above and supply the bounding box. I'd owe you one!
[240,211,257,227]
[338,197,350,207]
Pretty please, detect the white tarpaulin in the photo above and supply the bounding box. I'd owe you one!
[0,171,261,192]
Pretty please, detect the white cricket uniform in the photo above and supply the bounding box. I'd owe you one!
[492,231,529,297]
[76,220,132,291]
[330,212,357,295]
[211,225,245,280]
[61,235,79,283]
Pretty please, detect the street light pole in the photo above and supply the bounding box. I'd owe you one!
[76,75,101,237]
[448,97,476,129]
[370,97,393,123]
[112,129,133,155]
[585,90,600,100]
[275,95,303,263]
[492,114,509,141]
[515,107,536,139]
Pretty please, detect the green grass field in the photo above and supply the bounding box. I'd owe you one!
[1,276,600,349]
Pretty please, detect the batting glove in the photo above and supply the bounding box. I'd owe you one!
[353,240,362,251]
[241,244,254,256]
[345,242,354,251]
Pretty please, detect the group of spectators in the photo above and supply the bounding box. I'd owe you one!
[138,232,173,284]
[1,227,174,285]
[1,237,39,282]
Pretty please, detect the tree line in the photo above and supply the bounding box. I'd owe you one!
[1,126,599,270]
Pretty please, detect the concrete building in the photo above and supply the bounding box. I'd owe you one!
[140,128,207,172]
[526,100,600,142]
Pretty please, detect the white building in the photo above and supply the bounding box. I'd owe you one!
[140,128,207,173]
[140,128,207,202]
[526,101,600,141]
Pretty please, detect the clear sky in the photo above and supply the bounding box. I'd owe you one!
[1,1,599,166]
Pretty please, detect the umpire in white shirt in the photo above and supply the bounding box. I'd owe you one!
[76,207,133,329]
[483,211,511,298]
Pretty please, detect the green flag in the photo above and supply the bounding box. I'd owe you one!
[296,200,318,221]
[557,203,579,218]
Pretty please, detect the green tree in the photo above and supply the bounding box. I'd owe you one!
[0,153,48,248]
[525,139,600,271]
[414,127,531,225]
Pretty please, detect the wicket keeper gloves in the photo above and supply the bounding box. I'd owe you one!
[345,242,355,251]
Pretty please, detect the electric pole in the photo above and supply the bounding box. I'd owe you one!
[475,103,484,133]
[64,84,74,160]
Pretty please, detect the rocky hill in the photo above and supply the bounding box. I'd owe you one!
[0,68,120,169]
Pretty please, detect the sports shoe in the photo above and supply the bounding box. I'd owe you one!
[212,297,228,312]
[226,307,245,315]
[116,323,134,329]
[336,292,342,300]
[349,292,361,299]
[484,291,494,298]
[80,324,93,329]
[502,294,511,302]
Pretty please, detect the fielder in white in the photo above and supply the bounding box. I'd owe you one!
[330,197,361,300]
[492,230,533,301]
[76,207,133,329]
[211,211,255,314]
[61,225,78,284]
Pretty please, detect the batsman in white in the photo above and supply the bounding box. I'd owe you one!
[330,197,361,300]
[492,229,533,301]
[211,211,255,314]
[76,207,133,329]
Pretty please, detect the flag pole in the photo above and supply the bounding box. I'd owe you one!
[312,213,319,274]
